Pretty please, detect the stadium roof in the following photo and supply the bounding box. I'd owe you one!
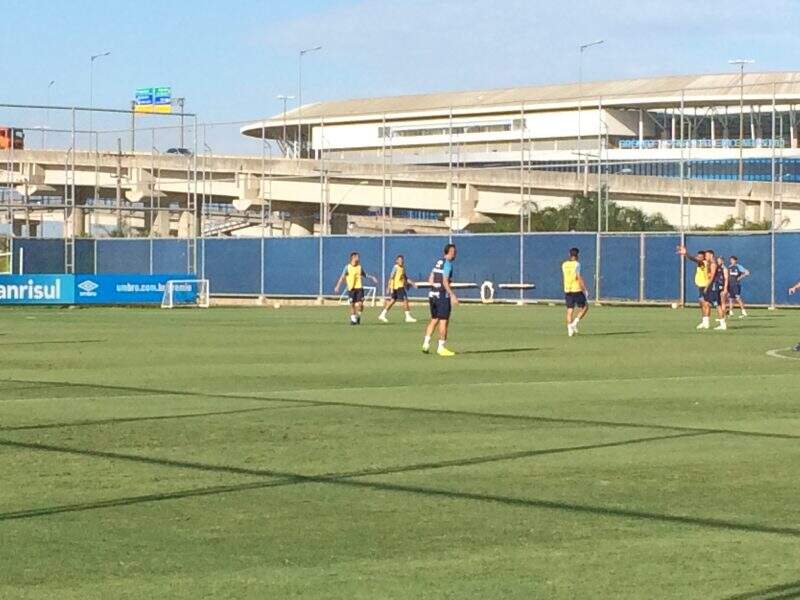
[242,71,800,136]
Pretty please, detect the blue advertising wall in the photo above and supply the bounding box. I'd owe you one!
[8,232,800,305]
[0,273,192,305]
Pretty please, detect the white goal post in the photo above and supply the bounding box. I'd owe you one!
[161,279,211,309]
[337,285,377,307]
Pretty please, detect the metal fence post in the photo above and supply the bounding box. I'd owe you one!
[93,238,98,274]
[260,236,265,297]
[679,230,686,306]
[201,238,206,280]
[594,97,602,303]
[318,235,323,300]
[639,233,645,302]
[149,238,153,275]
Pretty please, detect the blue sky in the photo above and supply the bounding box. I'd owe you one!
[3,0,799,152]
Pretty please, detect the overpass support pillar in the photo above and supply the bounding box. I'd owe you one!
[734,198,747,221]
[11,220,37,237]
[287,213,316,236]
[65,206,86,238]
[151,209,171,237]
[759,200,772,224]
[177,211,193,238]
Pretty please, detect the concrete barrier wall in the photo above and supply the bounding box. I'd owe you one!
[9,232,799,305]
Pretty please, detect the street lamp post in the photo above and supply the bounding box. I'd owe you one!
[298,46,322,159]
[175,97,186,148]
[729,58,754,180]
[277,94,295,153]
[577,39,603,177]
[89,51,111,139]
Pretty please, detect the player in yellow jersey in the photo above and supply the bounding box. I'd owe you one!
[677,246,717,330]
[378,255,417,323]
[562,247,589,337]
[333,252,378,325]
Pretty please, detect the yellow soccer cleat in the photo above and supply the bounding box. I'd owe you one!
[436,347,456,357]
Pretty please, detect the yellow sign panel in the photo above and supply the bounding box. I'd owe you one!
[134,104,172,114]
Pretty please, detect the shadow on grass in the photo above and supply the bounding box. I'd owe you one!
[2,429,799,542]
[581,331,651,337]
[459,347,540,355]
[0,339,107,346]
[723,580,800,599]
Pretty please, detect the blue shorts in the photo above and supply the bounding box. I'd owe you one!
[429,295,451,320]
[565,292,587,309]
[699,287,720,307]
[391,287,407,301]
[729,284,741,299]
[348,288,365,304]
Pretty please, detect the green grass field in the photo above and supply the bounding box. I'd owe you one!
[1,304,799,599]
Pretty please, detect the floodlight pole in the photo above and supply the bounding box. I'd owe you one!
[729,59,754,180]
[577,40,603,176]
[176,97,186,148]
[298,46,321,159]
[277,94,295,154]
[89,51,111,139]
[43,80,55,148]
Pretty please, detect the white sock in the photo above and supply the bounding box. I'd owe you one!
[404,311,412,318]
[702,316,709,325]
[379,309,387,317]
[742,309,748,316]
[423,335,431,346]
[438,339,446,350]
[350,314,357,323]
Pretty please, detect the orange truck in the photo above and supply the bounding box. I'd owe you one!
[0,127,24,150]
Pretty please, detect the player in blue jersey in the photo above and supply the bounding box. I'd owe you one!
[710,252,729,330]
[422,243,458,356]
[727,256,750,318]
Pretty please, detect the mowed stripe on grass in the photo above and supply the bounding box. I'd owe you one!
[0,305,798,599]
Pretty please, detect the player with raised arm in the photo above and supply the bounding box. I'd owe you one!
[422,243,458,356]
[678,246,713,330]
[378,254,417,323]
[333,252,378,325]
[562,247,589,337]
[727,256,750,318]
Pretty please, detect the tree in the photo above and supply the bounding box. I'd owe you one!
[469,192,675,233]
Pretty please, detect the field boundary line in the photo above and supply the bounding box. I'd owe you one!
[765,347,800,361]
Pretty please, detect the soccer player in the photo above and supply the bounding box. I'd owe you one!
[378,254,417,323]
[677,246,713,330]
[333,252,378,325]
[713,254,730,330]
[790,281,800,351]
[562,247,589,337]
[727,255,750,318]
[422,243,458,356]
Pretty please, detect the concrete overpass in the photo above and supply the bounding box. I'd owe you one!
[1,149,798,237]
